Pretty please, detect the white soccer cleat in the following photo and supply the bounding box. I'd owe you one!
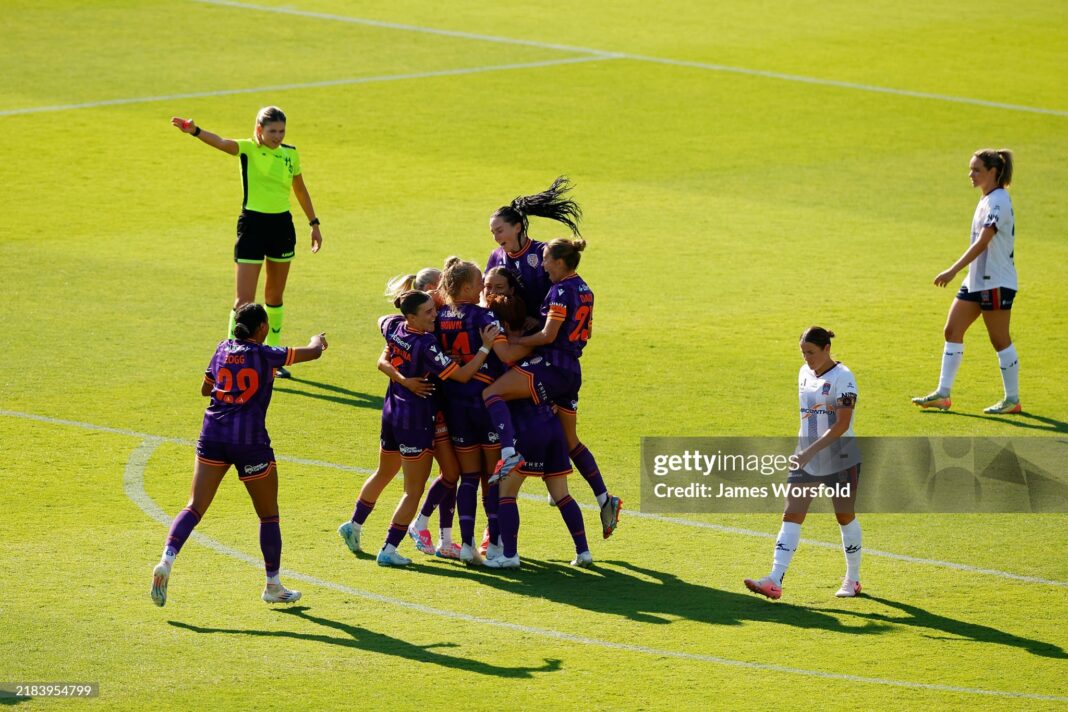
[488,453,524,485]
[460,543,483,567]
[744,576,783,600]
[570,550,594,568]
[911,391,951,411]
[484,554,521,569]
[600,495,623,539]
[262,582,302,604]
[376,549,412,567]
[434,542,462,560]
[983,398,1022,414]
[835,578,862,598]
[338,521,361,554]
[151,561,171,607]
[547,493,557,507]
[485,542,503,562]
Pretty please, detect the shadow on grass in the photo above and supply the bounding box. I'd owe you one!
[919,408,1068,433]
[414,557,889,636]
[274,377,383,410]
[170,607,560,678]
[826,595,1067,659]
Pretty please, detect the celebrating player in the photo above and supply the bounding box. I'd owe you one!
[912,149,1021,414]
[150,304,327,607]
[337,290,498,566]
[171,107,323,378]
[482,238,622,539]
[744,327,863,600]
[487,177,581,319]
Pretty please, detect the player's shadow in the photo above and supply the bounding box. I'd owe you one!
[826,594,1067,659]
[274,377,383,410]
[169,607,560,678]
[416,558,888,636]
[0,696,32,706]
[919,409,1068,433]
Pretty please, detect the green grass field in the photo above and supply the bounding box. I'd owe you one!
[2,1,1067,709]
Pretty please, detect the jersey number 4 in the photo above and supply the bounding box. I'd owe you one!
[214,367,260,404]
[440,331,475,363]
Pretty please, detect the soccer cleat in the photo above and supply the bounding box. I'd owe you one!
[484,554,521,569]
[485,542,503,561]
[570,550,594,568]
[407,525,435,555]
[376,549,412,567]
[744,576,782,600]
[479,528,491,557]
[262,582,302,604]
[338,521,361,554]
[600,495,623,539]
[275,366,292,379]
[459,543,483,567]
[547,493,557,507]
[150,561,171,607]
[434,542,462,560]
[911,391,951,411]
[983,398,1022,414]
[835,578,862,598]
[487,453,524,485]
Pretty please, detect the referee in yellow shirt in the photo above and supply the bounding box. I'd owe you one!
[171,106,322,377]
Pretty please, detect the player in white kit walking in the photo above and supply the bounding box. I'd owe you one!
[744,327,864,600]
[912,149,1021,414]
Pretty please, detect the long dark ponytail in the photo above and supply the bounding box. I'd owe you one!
[491,176,582,239]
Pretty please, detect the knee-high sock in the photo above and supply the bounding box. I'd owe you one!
[457,474,481,546]
[265,303,284,348]
[996,343,1020,401]
[438,484,457,531]
[498,497,519,558]
[484,396,517,455]
[555,494,588,555]
[570,443,608,505]
[769,521,801,585]
[840,519,862,581]
[937,342,964,395]
[416,476,452,530]
[164,507,202,559]
[227,309,237,340]
[259,516,282,577]
[481,474,500,544]
[384,521,407,549]
[352,497,375,526]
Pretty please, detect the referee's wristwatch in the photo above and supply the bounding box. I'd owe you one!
[309,218,320,227]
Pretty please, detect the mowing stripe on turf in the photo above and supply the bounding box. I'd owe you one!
[191,0,1068,118]
[0,56,614,118]
[5,407,1066,588]
[123,437,1068,702]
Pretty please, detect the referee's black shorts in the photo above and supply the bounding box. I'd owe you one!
[234,210,296,263]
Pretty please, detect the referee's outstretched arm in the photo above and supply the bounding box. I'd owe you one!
[171,117,238,156]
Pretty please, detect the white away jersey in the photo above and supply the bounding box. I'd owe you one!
[965,188,1016,292]
[797,362,860,476]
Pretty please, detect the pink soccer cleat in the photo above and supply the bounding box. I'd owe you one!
[407,525,435,555]
[744,576,782,600]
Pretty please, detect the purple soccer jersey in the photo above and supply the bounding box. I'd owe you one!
[380,314,459,430]
[200,339,294,445]
[435,302,506,404]
[487,239,552,320]
[540,273,593,372]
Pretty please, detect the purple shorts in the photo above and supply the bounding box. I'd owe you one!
[381,419,434,460]
[444,400,500,451]
[513,356,581,414]
[196,438,276,481]
[514,413,573,479]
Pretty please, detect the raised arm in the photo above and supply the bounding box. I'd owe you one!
[290,333,329,364]
[172,117,239,156]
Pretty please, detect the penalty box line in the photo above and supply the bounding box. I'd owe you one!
[193,0,1068,118]
[123,437,1068,703]
[3,407,1067,588]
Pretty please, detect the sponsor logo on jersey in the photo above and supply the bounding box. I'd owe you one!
[801,404,834,417]
[399,444,424,456]
[487,431,500,443]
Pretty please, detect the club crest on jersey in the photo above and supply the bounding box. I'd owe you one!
[487,431,500,443]
[821,382,832,395]
[527,253,539,268]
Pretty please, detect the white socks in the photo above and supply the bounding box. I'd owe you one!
[770,522,801,585]
[840,519,862,581]
[414,514,430,531]
[440,528,453,546]
[996,344,1020,401]
[937,341,965,395]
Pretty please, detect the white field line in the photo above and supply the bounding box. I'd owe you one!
[4,408,1067,588]
[193,0,1068,118]
[123,437,1068,702]
[0,56,613,118]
